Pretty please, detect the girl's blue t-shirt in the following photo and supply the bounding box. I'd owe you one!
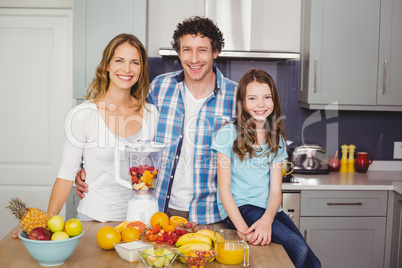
[211,123,287,220]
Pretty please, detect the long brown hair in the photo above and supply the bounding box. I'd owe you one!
[232,69,286,162]
[86,33,149,110]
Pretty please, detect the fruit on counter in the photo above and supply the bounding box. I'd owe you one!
[64,218,83,237]
[47,215,65,233]
[130,165,158,190]
[162,224,175,232]
[125,220,147,234]
[175,232,213,247]
[169,216,188,227]
[114,220,130,233]
[196,229,224,242]
[121,226,140,242]
[175,221,199,233]
[6,197,48,235]
[51,231,70,240]
[140,247,176,268]
[96,226,122,250]
[150,212,169,228]
[28,227,51,240]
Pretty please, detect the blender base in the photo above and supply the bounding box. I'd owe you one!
[126,199,159,227]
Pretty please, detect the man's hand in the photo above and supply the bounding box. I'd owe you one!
[75,168,88,199]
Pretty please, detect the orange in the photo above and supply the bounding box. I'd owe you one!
[121,226,140,242]
[114,220,129,233]
[150,212,169,228]
[162,224,175,232]
[125,221,147,234]
[96,226,121,250]
[170,216,188,227]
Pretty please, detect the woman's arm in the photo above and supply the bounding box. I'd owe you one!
[47,178,74,216]
[244,161,283,245]
[217,152,250,234]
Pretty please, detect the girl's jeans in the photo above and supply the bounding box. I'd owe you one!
[223,205,321,268]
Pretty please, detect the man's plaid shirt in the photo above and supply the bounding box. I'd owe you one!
[148,66,237,224]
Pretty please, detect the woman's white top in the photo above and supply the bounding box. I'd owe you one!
[57,100,159,222]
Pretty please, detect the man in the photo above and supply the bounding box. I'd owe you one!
[76,16,237,224]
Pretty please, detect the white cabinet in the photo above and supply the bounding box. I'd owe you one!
[73,0,147,100]
[384,191,402,268]
[300,190,387,268]
[0,8,72,240]
[299,0,402,111]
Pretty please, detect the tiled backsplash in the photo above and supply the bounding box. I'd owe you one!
[149,57,402,160]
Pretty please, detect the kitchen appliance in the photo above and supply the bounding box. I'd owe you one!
[290,144,329,174]
[282,191,300,228]
[115,141,165,227]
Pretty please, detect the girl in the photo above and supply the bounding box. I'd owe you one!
[47,34,158,222]
[211,69,320,267]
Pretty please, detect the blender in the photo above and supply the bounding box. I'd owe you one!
[114,141,164,227]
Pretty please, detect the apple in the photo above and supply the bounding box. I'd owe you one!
[51,231,70,240]
[47,215,64,233]
[28,227,51,240]
[64,218,83,237]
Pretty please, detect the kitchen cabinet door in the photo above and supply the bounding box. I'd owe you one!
[387,192,402,268]
[73,0,147,100]
[377,0,402,106]
[0,8,72,240]
[299,0,381,109]
[300,217,386,268]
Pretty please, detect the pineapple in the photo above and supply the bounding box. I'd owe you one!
[6,197,48,234]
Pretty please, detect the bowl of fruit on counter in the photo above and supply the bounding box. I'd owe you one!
[140,246,178,268]
[7,198,84,266]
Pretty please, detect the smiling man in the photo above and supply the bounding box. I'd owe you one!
[148,16,238,224]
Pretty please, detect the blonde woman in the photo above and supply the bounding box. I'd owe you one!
[47,34,158,222]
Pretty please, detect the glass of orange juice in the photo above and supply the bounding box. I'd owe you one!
[214,229,249,267]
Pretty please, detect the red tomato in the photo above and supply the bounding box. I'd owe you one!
[149,234,158,242]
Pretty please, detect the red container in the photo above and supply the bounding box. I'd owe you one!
[328,159,340,172]
[354,152,374,173]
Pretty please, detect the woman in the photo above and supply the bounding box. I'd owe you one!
[47,33,158,222]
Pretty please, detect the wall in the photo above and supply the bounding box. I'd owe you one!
[148,57,402,160]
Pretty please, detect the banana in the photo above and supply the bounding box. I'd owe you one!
[175,232,212,247]
[196,229,225,243]
[177,242,212,263]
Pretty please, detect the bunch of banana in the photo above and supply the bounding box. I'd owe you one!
[196,229,224,242]
[175,232,214,263]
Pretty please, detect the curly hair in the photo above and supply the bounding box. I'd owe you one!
[232,69,286,162]
[86,33,149,110]
[171,16,224,53]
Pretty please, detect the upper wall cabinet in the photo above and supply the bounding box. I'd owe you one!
[299,0,402,111]
[149,0,301,59]
[73,0,146,100]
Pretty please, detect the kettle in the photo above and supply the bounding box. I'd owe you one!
[290,144,329,174]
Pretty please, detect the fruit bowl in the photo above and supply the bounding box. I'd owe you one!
[19,230,84,266]
[179,250,217,268]
[139,246,178,268]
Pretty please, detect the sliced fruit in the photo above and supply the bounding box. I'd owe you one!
[114,220,129,233]
[162,224,175,232]
[170,216,188,227]
[125,220,147,234]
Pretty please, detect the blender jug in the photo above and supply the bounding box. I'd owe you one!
[115,141,164,227]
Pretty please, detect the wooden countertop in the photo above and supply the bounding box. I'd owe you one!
[0,221,294,268]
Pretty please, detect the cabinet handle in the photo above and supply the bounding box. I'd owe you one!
[314,58,318,93]
[327,202,362,206]
[382,60,387,95]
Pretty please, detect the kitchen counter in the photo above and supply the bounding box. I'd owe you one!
[282,169,402,195]
[0,222,294,268]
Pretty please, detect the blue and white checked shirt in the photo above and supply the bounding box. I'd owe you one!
[148,66,237,224]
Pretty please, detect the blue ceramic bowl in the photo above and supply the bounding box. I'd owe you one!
[19,230,84,266]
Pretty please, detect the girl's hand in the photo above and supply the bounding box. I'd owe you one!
[244,215,273,245]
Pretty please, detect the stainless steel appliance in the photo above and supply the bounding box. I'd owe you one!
[282,190,301,229]
[290,144,329,174]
